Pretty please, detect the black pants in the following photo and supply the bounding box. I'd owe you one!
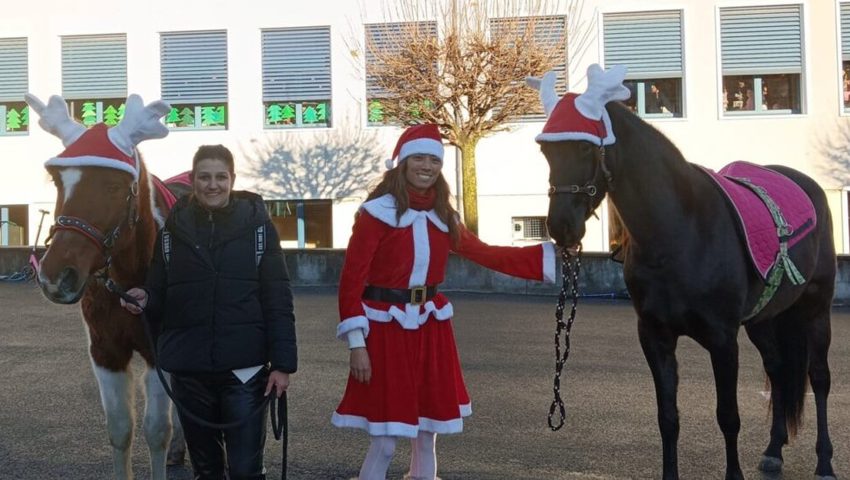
[171,369,269,480]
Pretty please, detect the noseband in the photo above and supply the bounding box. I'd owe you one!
[548,145,614,218]
[548,144,613,198]
[46,181,140,263]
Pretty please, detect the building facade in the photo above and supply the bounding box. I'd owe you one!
[1,0,849,253]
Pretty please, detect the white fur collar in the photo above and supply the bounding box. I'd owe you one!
[361,194,449,232]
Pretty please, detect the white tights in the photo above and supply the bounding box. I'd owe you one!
[409,431,437,479]
[357,432,438,480]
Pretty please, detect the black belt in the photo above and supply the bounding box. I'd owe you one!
[362,285,438,305]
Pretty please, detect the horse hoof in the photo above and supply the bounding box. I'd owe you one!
[758,456,783,472]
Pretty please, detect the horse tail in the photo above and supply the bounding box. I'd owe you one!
[772,314,809,438]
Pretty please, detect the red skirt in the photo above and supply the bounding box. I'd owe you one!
[332,316,471,438]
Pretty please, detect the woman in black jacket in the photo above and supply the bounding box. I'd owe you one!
[122,144,296,480]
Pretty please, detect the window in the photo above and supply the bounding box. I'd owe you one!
[161,30,228,129]
[365,21,437,125]
[262,27,332,128]
[0,205,28,246]
[266,200,332,248]
[603,10,683,118]
[0,38,28,135]
[61,34,127,127]
[840,2,850,111]
[490,15,566,121]
[512,216,549,241]
[720,5,803,115]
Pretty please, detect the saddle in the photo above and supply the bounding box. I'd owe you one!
[700,161,816,319]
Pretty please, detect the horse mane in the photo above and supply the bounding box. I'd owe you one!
[108,155,159,288]
[605,101,690,169]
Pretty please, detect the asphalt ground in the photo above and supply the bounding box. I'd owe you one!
[0,282,848,480]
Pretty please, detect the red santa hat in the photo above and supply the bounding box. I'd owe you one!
[25,93,171,181]
[526,64,631,145]
[46,123,140,178]
[385,123,444,170]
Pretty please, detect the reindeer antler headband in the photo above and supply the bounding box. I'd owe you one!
[525,64,631,145]
[25,93,171,180]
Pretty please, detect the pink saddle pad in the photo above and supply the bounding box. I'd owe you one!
[700,161,816,279]
[151,175,179,211]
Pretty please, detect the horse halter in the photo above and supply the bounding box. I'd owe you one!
[548,144,614,217]
[46,181,140,263]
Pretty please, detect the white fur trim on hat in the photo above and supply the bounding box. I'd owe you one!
[398,138,444,162]
[44,155,138,178]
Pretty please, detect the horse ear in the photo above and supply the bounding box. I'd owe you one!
[525,71,560,117]
[108,94,172,155]
[24,93,86,147]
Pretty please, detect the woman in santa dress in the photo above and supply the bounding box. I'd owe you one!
[332,124,555,480]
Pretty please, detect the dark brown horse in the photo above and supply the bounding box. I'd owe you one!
[529,66,836,480]
[25,93,185,480]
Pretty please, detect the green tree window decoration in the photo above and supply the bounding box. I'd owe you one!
[178,108,195,127]
[21,106,29,128]
[213,106,225,125]
[117,103,125,122]
[368,100,384,123]
[267,104,284,124]
[81,102,98,126]
[166,108,180,126]
[316,103,327,122]
[281,104,296,124]
[302,105,318,124]
[103,105,120,126]
[6,108,22,131]
[201,106,218,127]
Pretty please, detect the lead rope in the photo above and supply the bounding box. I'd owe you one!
[548,244,581,431]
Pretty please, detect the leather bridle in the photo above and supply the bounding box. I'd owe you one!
[547,144,614,218]
[45,180,140,270]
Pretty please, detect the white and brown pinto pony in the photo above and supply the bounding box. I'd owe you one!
[25,93,185,480]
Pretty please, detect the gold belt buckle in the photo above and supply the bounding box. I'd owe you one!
[410,286,427,305]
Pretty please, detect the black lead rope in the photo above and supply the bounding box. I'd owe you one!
[548,245,581,431]
[105,279,288,479]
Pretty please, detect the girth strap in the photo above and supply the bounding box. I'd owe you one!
[731,177,807,321]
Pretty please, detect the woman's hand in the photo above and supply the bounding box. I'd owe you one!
[265,371,290,398]
[350,347,371,384]
[120,288,148,315]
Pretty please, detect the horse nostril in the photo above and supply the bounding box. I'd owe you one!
[59,267,79,294]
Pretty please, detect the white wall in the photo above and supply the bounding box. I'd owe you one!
[2,0,849,252]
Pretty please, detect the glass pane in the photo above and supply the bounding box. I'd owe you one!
[165,103,227,128]
[2,102,29,133]
[844,61,850,110]
[762,74,799,112]
[723,76,755,112]
[644,78,681,116]
[723,74,800,114]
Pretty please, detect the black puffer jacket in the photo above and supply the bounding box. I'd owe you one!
[145,191,297,374]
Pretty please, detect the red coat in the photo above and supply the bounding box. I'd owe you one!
[332,194,555,437]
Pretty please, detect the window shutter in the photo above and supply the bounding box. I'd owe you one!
[262,26,331,102]
[61,34,127,99]
[841,3,850,61]
[0,38,28,102]
[490,16,567,90]
[603,10,683,79]
[365,22,437,98]
[720,5,802,75]
[160,30,228,103]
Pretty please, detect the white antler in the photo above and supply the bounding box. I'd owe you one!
[574,64,631,120]
[525,71,560,117]
[24,93,86,147]
[108,94,171,156]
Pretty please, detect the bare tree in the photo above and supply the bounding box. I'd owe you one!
[353,0,594,234]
